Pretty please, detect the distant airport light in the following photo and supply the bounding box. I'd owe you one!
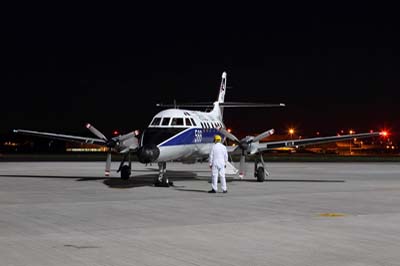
[370,129,374,133]
[288,128,295,140]
[349,130,355,134]
[380,131,388,137]
[113,130,119,136]
[227,128,232,133]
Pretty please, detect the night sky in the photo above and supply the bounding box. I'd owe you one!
[2,7,399,140]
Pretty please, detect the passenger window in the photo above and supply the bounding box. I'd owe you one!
[185,118,192,126]
[171,118,184,126]
[151,117,162,126]
[161,117,170,126]
[190,118,197,126]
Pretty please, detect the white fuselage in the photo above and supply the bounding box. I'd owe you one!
[140,107,225,162]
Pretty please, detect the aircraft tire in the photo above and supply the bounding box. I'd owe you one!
[256,167,265,182]
[121,165,131,180]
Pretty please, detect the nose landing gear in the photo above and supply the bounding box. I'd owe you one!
[154,162,172,187]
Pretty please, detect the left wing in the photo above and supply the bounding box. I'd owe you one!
[13,129,107,145]
[256,132,381,152]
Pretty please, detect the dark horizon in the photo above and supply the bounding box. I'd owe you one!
[2,8,399,141]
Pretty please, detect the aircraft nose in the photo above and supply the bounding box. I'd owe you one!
[137,144,160,163]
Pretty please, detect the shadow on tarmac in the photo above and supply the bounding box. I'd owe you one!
[0,170,201,189]
[0,171,345,190]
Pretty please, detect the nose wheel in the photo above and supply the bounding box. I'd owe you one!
[154,162,172,187]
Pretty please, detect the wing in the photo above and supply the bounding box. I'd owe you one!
[256,132,381,152]
[13,129,107,145]
[226,145,239,153]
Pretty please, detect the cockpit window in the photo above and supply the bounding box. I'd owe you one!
[171,117,184,126]
[161,117,170,126]
[190,118,197,126]
[151,117,162,126]
[185,118,192,126]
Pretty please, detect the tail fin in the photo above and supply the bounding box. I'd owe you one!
[217,72,227,103]
[211,72,227,121]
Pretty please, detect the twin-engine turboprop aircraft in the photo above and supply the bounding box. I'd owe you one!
[14,72,382,185]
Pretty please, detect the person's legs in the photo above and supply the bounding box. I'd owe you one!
[219,166,227,192]
[211,166,219,191]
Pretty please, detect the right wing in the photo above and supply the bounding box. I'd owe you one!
[13,129,107,145]
[255,132,381,152]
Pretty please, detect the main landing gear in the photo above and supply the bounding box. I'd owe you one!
[117,152,132,180]
[154,162,172,187]
[254,153,269,182]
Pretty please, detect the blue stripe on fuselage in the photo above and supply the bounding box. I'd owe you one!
[159,128,221,146]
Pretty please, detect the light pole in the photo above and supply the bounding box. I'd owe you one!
[289,128,294,140]
[349,130,354,155]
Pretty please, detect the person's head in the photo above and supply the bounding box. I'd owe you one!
[214,134,222,143]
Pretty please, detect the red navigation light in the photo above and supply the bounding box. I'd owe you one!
[380,131,388,137]
[113,130,119,136]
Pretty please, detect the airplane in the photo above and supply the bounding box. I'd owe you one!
[14,72,383,185]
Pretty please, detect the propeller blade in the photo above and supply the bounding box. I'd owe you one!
[118,131,138,142]
[239,152,246,178]
[86,123,107,140]
[218,127,240,143]
[252,129,275,143]
[105,152,111,176]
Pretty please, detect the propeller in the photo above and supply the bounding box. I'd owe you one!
[218,127,274,177]
[86,123,139,176]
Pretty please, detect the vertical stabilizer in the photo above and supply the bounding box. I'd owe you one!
[218,71,227,103]
[211,72,227,121]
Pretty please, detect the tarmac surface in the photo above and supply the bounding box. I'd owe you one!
[0,161,400,266]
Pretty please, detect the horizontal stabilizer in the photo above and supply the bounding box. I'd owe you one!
[156,102,285,108]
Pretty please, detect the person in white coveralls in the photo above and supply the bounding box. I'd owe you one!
[208,134,228,193]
